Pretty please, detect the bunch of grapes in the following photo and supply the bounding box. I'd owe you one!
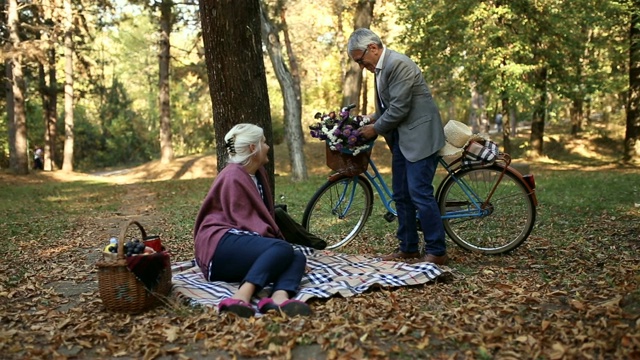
[106,238,146,256]
[124,239,146,256]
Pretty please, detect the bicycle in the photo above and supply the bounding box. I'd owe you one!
[302,107,538,255]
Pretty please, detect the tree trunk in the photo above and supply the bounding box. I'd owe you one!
[469,84,483,133]
[39,0,59,171]
[570,25,589,137]
[62,0,74,172]
[260,2,307,181]
[280,7,302,120]
[624,3,640,163]
[530,67,548,157]
[5,61,17,171]
[570,98,584,136]
[501,96,512,154]
[44,48,58,171]
[341,0,374,112]
[509,106,517,137]
[159,0,174,164]
[199,0,275,191]
[446,98,456,123]
[498,59,512,152]
[7,0,29,175]
[361,71,369,114]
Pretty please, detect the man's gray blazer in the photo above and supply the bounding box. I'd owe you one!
[373,49,445,162]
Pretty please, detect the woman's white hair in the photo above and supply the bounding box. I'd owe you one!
[224,123,264,166]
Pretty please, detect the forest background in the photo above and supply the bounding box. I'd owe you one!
[2,0,639,178]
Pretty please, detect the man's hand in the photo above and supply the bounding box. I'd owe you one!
[360,124,377,140]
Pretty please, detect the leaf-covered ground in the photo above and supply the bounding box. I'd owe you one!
[1,130,639,359]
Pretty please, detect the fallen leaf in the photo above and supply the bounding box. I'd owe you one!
[549,342,566,360]
[571,300,586,310]
[165,326,180,342]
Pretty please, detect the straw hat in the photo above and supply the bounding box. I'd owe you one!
[439,120,474,157]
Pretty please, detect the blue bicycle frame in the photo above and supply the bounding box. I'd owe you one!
[331,157,492,221]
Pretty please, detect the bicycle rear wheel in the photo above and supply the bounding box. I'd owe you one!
[438,165,536,254]
[302,175,374,249]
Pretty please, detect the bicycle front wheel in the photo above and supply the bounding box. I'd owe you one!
[438,165,536,254]
[302,175,374,249]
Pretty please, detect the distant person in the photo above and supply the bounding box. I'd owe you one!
[193,123,311,318]
[347,28,448,266]
[495,113,503,132]
[33,148,44,170]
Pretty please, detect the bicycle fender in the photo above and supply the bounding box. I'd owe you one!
[505,165,538,206]
[438,164,538,207]
[482,163,538,207]
[495,163,539,207]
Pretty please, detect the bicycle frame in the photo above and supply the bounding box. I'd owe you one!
[334,156,500,221]
[329,177,366,219]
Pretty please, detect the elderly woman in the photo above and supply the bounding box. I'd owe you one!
[193,123,310,317]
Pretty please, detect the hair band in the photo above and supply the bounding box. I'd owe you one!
[225,137,236,155]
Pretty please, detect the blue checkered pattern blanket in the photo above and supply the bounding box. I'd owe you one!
[171,246,449,309]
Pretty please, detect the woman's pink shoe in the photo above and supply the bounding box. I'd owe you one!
[258,298,280,313]
[218,298,255,318]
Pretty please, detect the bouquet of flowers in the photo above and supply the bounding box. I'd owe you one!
[309,107,373,155]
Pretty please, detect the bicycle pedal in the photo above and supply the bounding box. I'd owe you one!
[383,212,397,222]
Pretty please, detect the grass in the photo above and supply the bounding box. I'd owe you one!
[0,180,125,255]
[2,149,636,262]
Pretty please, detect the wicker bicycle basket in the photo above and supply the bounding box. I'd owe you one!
[325,143,371,176]
[96,220,172,314]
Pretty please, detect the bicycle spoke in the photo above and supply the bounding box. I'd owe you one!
[439,166,536,254]
[303,176,373,249]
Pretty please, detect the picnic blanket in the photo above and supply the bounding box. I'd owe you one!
[171,246,450,310]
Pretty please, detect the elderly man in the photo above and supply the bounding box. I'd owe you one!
[348,28,448,265]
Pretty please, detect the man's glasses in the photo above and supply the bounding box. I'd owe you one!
[354,47,369,64]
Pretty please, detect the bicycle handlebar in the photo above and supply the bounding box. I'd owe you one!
[342,104,357,112]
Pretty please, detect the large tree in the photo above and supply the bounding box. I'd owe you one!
[37,0,60,171]
[61,0,74,171]
[260,0,307,181]
[341,0,374,112]
[625,0,640,163]
[6,0,29,174]
[199,0,275,190]
[127,0,181,164]
[158,0,174,164]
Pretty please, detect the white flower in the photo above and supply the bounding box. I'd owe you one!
[358,116,371,126]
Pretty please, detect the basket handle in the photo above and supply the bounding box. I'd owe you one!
[116,220,148,260]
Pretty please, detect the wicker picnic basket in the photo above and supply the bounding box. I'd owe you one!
[96,220,172,314]
[325,143,371,176]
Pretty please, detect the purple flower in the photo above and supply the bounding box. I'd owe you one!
[309,109,373,153]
